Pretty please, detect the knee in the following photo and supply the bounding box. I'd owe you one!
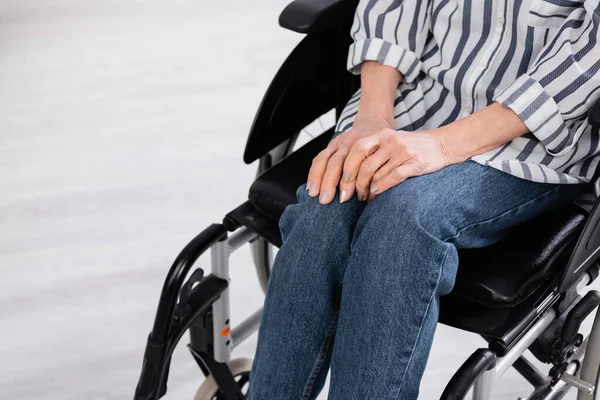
[279,184,362,244]
[270,184,363,286]
[348,180,459,295]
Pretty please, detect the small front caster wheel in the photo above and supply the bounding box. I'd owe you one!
[194,358,253,400]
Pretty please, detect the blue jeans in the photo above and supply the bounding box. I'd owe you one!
[247,160,584,400]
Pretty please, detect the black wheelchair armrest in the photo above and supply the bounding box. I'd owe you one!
[439,348,497,400]
[279,0,358,34]
[589,97,600,128]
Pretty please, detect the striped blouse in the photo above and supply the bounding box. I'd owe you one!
[335,0,600,209]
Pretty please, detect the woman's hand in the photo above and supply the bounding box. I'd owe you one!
[306,115,394,203]
[309,127,453,205]
[306,61,403,204]
[308,102,530,205]
[339,128,451,203]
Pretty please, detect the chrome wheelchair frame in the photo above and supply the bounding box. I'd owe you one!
[133,1,600,399]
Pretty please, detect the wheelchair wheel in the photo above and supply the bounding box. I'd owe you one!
[193,358,253,400]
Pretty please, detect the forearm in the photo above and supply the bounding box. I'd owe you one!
[357,61,403,125]
[434,102,529,165]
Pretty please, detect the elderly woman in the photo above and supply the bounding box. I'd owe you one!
[247,0,600,398]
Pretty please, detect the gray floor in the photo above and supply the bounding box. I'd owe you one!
[0,1,595,399]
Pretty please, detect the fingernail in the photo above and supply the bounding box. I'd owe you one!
[370,185,378,194]
[357,193,364,201]
[344,172,352,183]
[306,181,311,191]
[309,187,318,197]
[319,191,328,203]
[339,189,347,203]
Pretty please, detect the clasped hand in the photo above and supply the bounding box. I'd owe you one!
[306,124,452,204]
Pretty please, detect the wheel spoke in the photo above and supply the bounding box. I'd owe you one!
[237,374,249,387]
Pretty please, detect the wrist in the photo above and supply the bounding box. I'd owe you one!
[429,126,470,165]
[432,103,530,165]
[355,103,395,128]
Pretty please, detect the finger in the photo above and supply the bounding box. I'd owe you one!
[307,140,339,197]
[368,162,421,201]
[319,150,350,204]
[364,158,395,201]
[371,153,410,182]
[354,148,391,201]
[341,135,381,200]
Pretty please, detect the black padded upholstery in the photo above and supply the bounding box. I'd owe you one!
[247,133,587,310]
[249,130,333,221]
[455,206,585,307]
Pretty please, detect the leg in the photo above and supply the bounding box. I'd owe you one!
[248,183,365,399]
[328,161,585,400]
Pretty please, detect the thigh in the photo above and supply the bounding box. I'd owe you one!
[357,160,587,250]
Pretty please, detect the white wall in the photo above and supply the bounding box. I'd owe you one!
[0,1,591,399]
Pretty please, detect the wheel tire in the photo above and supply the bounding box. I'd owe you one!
[194,358,253,400]
[578,309,600,400]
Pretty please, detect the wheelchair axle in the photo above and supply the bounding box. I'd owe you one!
[559,372,595,395]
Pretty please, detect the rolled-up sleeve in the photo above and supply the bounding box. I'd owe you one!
[347,0,431,83]
[494,1,600,156]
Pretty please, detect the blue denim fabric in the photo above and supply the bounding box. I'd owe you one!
[247,160,585,400]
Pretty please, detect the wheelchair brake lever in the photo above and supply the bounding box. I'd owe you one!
[547,290,600,367]
[547,290,600,394]
[561,290,600,343]
[174,268,205,324]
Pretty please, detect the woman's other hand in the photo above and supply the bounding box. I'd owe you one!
[306,115,393,204]
[306,61,403,204]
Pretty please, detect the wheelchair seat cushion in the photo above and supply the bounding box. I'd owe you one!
[248,134,587,309]
[453,205,585,307]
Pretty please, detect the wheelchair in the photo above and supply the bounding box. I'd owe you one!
[133,0,600,398]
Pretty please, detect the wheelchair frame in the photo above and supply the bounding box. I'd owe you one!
[134,216,600,400]
[133,1,600,399]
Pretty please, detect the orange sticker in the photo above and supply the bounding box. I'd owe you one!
[220,326,231,337]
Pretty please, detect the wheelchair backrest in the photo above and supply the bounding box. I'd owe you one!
[242,1,359,164]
